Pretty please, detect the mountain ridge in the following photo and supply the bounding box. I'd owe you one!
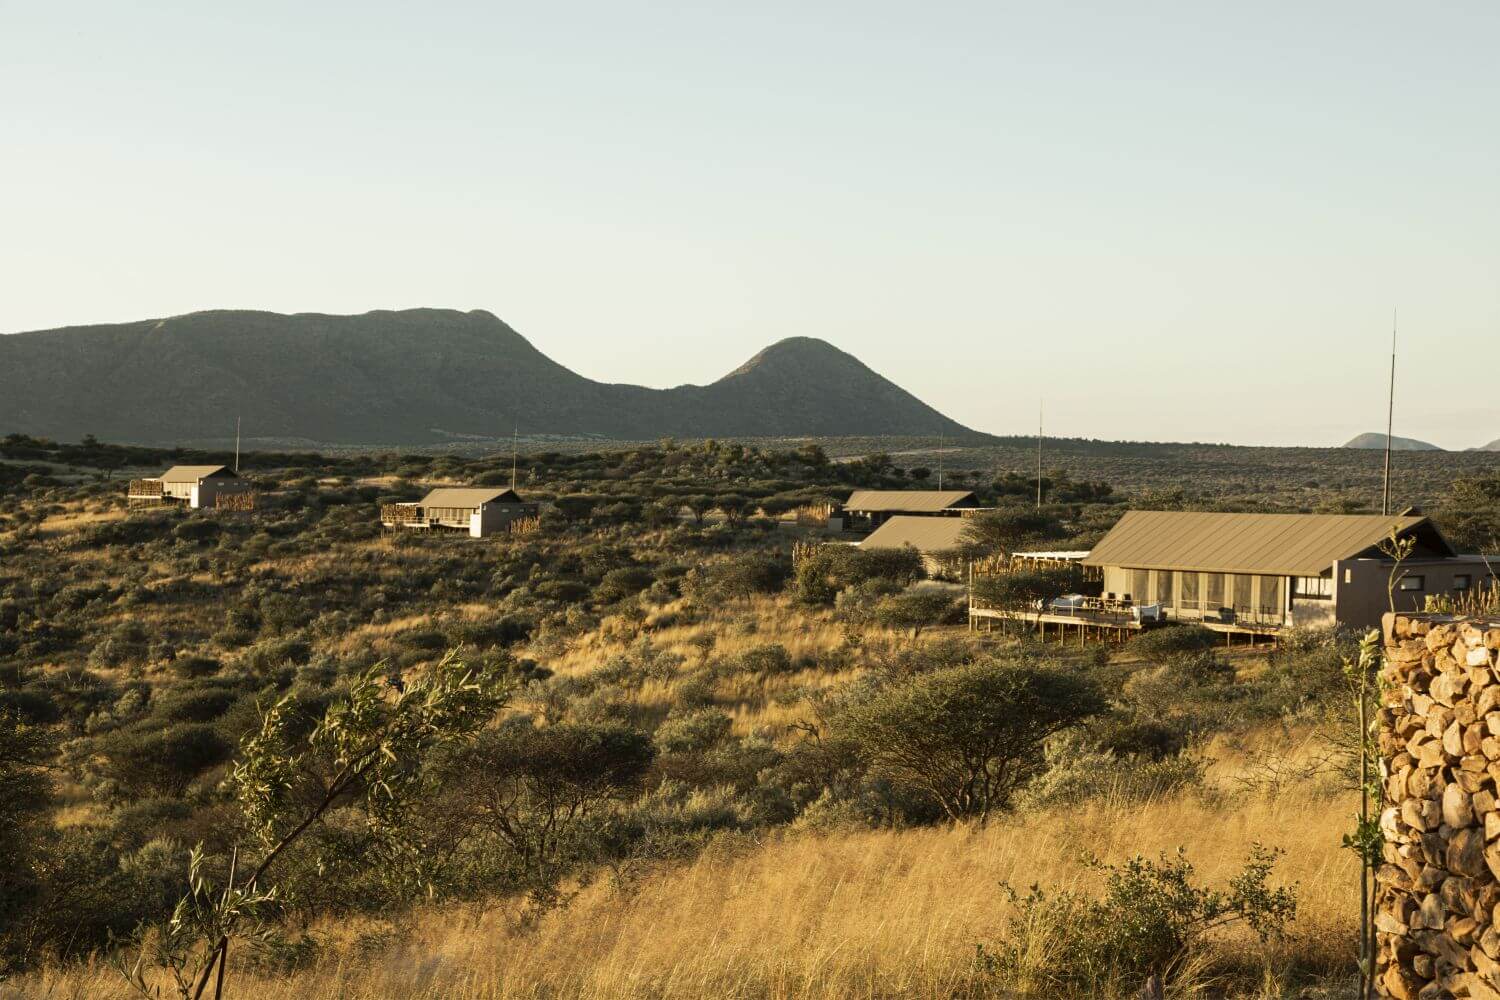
[1342,432,1443,452]
[0,308,980,446]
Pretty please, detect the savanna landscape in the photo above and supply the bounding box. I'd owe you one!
[4,433,1499,999]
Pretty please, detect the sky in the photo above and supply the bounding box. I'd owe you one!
[2,1,1497,448]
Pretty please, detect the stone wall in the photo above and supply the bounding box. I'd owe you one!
[1379,613,1500,999]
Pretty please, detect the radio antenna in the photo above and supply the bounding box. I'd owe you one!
[234,414,241,474]
[511,427,518,491]
[1382,309,1396,517]
[1036,399,1044,509]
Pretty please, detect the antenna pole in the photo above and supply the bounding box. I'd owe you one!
[936,434,944,490]
[511,427,518,491]
[234,415,241,474]
[1036,400,1043,510]
[1382,310,1396,517]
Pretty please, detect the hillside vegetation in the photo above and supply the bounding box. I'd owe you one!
[0,310,977,445]
[4,436,1500,998]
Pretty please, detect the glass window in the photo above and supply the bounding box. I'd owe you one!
[1156,571,1174,607]
[1398,575,1425,592]
[1294,576,1332,599]
[1206,573,1225,606]
[1454,575,1472,591]
[1182,572,1200,608]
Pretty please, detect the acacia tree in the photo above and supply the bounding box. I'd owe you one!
[959,506,1065,557]
[437,721,655,912]
[121,651,509,1000]
[873,590,958,640]
[836,660,1104,821]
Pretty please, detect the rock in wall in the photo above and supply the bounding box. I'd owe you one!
[1379,613,1500,999]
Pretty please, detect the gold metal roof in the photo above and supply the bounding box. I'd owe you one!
[1082,510,1450,577]
[843,489,976,513]
[159,465,233,482]
[860,515,970,553]
[419,487,523,508]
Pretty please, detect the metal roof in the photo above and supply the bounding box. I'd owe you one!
[160,465,234,482]
[1082,510,1452,577]
[844,489,976,513]
[860,515,971,553]
[419,487,523,508]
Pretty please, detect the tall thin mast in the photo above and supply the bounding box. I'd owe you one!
[1382,310,1396,516]
[234,415,241,474]
[511,427,518,490]
[936,434,944,490]
[1036,400,1043,510]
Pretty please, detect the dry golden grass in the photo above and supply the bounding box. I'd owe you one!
[13,783,1355,1000]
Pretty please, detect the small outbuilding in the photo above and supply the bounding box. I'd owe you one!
[838,489,979,530]
[859,515,971,577]
[381,487,537,538]
[128,465,252,509]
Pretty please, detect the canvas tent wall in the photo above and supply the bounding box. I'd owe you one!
[1082,510,1467,629]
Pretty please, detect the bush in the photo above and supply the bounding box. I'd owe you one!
[736,644,796,677]
[170,655,222,679]
[685,553,790,602]
[1128,625,1221,659]
[92,722,232,797]
[836,659,1105,820]
[795,546,924,605]
[150,686,239,724]
[656,709,733,754]
[594,566,655,604]
[871,590,961,639]
[979,847,1296,992]
[970,568,1082,613]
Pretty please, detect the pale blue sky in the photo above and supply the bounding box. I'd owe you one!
[3,2,1496,447]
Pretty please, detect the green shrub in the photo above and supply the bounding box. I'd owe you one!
[151,687,238,723]
[737,643,796,677]
[795,546,924,605]
[836,659,1105,820]
[92,722,232,797]
[978,846,1296,992]
[871,590,961,639]
[656,709,733,754]
[1128,625,1221,658]
[685,553,790,602]
[594,566,655,604]
[170,655,222,679]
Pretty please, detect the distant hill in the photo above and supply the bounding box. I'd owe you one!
[1478,439,1500,452]
[0,309,979,446]
[1342,433,1443,452]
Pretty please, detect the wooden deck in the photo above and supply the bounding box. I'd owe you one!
[969,601,1286,646]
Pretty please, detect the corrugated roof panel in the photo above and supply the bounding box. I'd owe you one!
[1082,510,1436,577]
[420,487,523,508]
[160,465,232,482]
[844,490,976,513]
[860,515,971,553]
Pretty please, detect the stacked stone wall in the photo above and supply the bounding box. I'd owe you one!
[1379,613,1500,998]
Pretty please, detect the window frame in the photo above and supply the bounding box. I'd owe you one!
[1293,575,1332,600]
[1398,575,1425,593]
